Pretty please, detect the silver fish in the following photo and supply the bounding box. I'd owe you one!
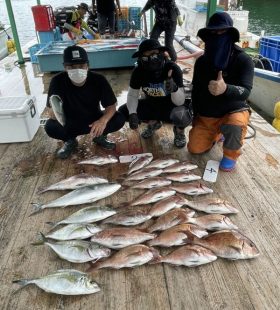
[128,155,153,175]
[192,230,260,260]
[130,177,172,189]
[102,208,152,226]
[166,172,201,183]
[31,183,121,215]
[79,155,118,165]
[187,214,238,231]
[88,245,160,271]
[90,227,156,249]
[163,161,198,173]
[45,223,102,240]
[157,245,217,267]
[130,187,176,206]
[125,168,163,182]
[13,269,100,295]
[46,205,116,228]
[148,208,196,232]
[33,233,111,263]
[145,158,179,169]
[38,173,108,193]
[184,198,239,214]
[49,95,65,126]
[171,182,213,196]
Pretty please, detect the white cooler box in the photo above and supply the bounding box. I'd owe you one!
[0,96,40,143]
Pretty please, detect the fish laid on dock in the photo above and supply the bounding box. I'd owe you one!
[170,183,213,196]
[148,224,208,247]
[186,214,238,231]
[144,158,179,169]
[127,155,153,175]
[13,269,100,295]
[130,187,176,206]
[88,245,160,271]
[191,230,260,260]
[90,227,156,249]
[125,168,163,182]
[49,95,65,126]
[44,223,102,240]
[46,205,116,228]
[162,161,198,173]
[31,183,121,215]
[184,198,239,214]
[148,208,196,232]
[165,172,201,183]
[130,177,172,189]
[38,173,108,193]
[78,155,118,165]
[156,245,217,267]
[32,233,111,263]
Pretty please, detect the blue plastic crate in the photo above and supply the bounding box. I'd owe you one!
[129,7,141,30]
[117,19,129,31]
[260,36,280,64]
[28,43,47,63]
[269,59,280,73]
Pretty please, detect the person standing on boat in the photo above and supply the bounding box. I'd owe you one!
[45,45,125,159]
[119,39,192,148]
[63,3,99,41]
[187,12,254,171]
[139,0,183,62]
[92,0,122,37]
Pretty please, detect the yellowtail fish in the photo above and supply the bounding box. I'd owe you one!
[78,155,118,165]
[170,182,213,196]
[88,245,160,271]
[49,95,65,126]
[156,245,217,267]
[13,269,100,295]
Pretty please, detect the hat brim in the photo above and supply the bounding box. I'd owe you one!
[63,60,89,65]
[132,46,169,58]
[197,26,240,42]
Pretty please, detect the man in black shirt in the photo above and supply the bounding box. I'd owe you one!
[45,45,125,159]
[119,39,192,148]
[92,0,121,36]
[188,12,254,171]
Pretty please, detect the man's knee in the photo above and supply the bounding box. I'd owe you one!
[187,141,211,154]
[220,124,242,150]
[118,104,129,120]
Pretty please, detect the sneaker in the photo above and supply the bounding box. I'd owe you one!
[173,126,186,148]
[219,157,236,172]
[141,121,162,139]
[56,139,78,159]
[92,135,116,150]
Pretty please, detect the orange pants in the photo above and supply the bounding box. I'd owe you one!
[187,111,250,161]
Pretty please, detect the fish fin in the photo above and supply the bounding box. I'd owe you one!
[86,261,102,273]
[29,203,43,216]
[31,232,47,246]
[149,247,162,264]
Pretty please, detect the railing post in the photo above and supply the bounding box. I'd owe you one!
[150,8,154,33]
[207,0,217,24]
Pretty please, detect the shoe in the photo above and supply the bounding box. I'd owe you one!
[141,121,162,139]
[56,139,78,159]
[173,126,186,148]
[219,157,236,172]
[92,135,116,150]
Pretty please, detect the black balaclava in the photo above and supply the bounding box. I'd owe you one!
[139,53,165,78]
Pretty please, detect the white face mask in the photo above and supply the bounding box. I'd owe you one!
[67,68,88,84]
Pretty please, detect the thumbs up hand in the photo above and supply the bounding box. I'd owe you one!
[208,71,227,96]
[165,70,178,94]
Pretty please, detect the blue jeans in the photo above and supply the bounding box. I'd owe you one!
[97,11,115,34]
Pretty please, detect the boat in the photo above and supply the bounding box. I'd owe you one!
[0,22,13,60]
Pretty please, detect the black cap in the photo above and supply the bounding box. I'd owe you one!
[132,39,169,58]
[197,12,240,42]
[63,45,89,65]
[78,2,89,12]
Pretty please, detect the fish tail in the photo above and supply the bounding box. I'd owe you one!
[86,261,102,273]
[36,187,47,194]
[45,221,58,228]
[31,232,47,246]
[29,203,43,216]
[12,278,33,293]
[149,247,162,264]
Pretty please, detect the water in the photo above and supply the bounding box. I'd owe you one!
[0,0,279,46]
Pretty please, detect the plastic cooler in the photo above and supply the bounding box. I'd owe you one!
[260,36,280,72]
[31,5,55,31]
[0,96,40,143]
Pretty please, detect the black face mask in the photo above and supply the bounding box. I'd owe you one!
[139,53,165,72]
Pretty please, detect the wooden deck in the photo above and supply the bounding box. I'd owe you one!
[0,52,280,310]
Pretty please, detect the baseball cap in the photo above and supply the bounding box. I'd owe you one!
[78,2,90,12]
[63,45,89,65]
[132,39,169,58]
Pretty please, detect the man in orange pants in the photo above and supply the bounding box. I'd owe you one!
[187,12,254,171]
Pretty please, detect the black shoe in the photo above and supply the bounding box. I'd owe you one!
[92,135,116,150]
[173,126,186,148]
[141,121,162,139]
[56,139,78,159]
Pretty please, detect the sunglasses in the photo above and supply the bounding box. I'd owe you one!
[140,53,161,62]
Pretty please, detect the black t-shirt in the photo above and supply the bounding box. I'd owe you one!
[130,61,183,101]
[96,0,115,14]
[47,71,117,124]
